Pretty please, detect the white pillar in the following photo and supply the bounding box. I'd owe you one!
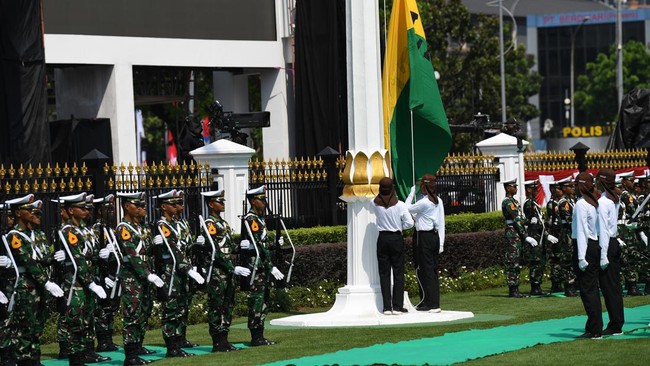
[260,68,294,159]
[190,139,255,234]
[105,64,137,163]
[476,133,529,207]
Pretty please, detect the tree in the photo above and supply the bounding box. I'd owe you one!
[575,40,650,123]
[381,0,542,151]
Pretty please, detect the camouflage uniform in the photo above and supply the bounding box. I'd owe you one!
[58,222,96,363]
[501,195,526,289]
[523,196,547,292]
[0,233,16,364]
[618,189,645,294]
[557,195,577,289]
[92,221,121,351]
[155,216,193,355]
[202,214,239,350]
[242,209,275,331]
[31,228,55,340]
[546,195,562,290]
[175,217,197,347]
[4,223,51,363]
[117,218,155,361]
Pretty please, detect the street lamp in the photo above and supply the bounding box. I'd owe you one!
[570,16,590,128]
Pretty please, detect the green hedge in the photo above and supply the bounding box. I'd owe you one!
[279,211,502,246]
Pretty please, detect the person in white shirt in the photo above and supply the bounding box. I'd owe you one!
[572,172,602,339]
[406,174,445,313]
[596,168,625,335]
[372,177,414,315]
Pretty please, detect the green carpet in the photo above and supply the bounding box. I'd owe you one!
[42,344,249,366]
[265,305,650,366]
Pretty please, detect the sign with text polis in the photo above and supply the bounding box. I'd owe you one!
[562,126,606,138]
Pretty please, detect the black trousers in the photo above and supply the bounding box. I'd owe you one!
[377,231,405,311]
[414,230,440,309]
[599,237,625,332]
[574,239,603,335]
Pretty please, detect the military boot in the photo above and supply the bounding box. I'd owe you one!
[68,353,86,366]
[164,337,192,358]
[626,282,644,296]
[530,284,549,296]
[135,342,156,356]
[508,285,524,298]
[179,336,198,348]
[250,328,275,346]
[212,331,238,352]
[123,344,150,366]
[550,281,563,293]
[84,342,111,363]
[95,331,119,352]
[564,283,578,297]
[56,342,70,360]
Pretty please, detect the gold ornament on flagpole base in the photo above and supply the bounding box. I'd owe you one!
[340,150,391,202]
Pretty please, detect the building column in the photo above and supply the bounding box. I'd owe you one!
[260,68,293,159]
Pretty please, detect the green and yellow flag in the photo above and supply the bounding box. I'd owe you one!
[382,0,451,199]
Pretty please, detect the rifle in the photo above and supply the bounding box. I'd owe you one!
[157,223,177,297]
[104,227,122,299]
[57,227,78,307]
[1,234,19,311]
[198,214,217,283]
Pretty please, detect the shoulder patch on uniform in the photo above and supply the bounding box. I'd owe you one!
[251,220,260,232]
[121,227,132,241]
[510,203,515,210]
[10,234,21,249]
[208,222,217,235]
[161,224,171,238]
[68,231,78,245]
[629,197,633,203]
[564,202,569,210]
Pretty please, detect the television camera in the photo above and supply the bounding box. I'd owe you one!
[207,100,270,145]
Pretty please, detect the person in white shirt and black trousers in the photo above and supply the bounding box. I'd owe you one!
[406,174,445,313]
[572,172,603,339]
[372,177,414,315]
[596,168,625,336]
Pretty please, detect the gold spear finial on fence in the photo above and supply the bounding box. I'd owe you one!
[18,164,25,178]
[9,164,15,178]
[27,164,34,178]
[0,164,5,179]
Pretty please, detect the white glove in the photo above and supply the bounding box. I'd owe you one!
[195,235,205,246]
[0,291,7,304]
[153,235,164,245]
[53,250,66,262]
[640,232,648,246]
[88,282,107,299]
[105,243,114,252]
[234,266,251,277]
[271,266,285,281]
[600,257,609,270]
[578,258,589,271]
[617,238,626,247]
[187,269,205,284]
[44,281,64,298]
[439,245,444,254]
[240,239,251,250]
[98,248,111,259]
[547,234,559,244]
[0,256,11,268]
[278,236,284,246]
[530,217,538,225]
[147,273,164,288]
[525,237,538,247]
[104,277,116,289]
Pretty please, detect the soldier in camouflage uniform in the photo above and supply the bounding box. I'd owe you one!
[152,190,204,358]
[546,181,564,293]
[55,193,108,366]
[240,186,284,344]
[77,195,110,364]
[523,180,557,296]
[556,177,578,296]
[617,172,645,296]
[635,173,650,294]
[116,191,165,366]
[501,179,536,298]
[91,195,122,352]
[172,191,200,348]
[198,190,250,352]
[0,204,16,366]
[3,195,65,366]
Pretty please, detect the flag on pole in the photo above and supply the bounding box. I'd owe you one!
[382,0,451,200]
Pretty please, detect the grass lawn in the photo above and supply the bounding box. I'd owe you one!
[40,286,650,365]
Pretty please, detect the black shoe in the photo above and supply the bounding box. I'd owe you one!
[550,282,563,293]
[601,328,624,336]
[626,283,644,296]
[393,307,408,313]
[96,342,119,352]
[179,338,198,348]
[564,283,578,297]
[508,286,525,298]
[165,337,192,358]
[123,344,151,366]
[530,285,549,296]
[211,332,239,352]
[576,332,601,339]
[250,328,276,347]
[84,350,111,363]
[416,305,432,311]
[136,343,156,355]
